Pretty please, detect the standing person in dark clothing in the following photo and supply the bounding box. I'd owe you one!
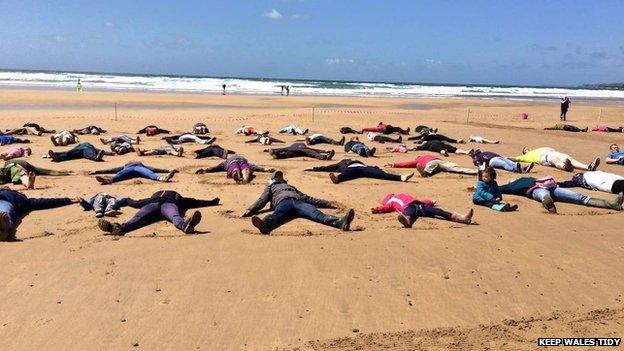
[266,143,335,160]
[47,143,112,162]
[305,158,413,184]
[414,140,471,156]
[468,149,533,173]
[560,96,571,121]
[195,155,274,183]
[193,145,234,159]
[222,84,226,95]
[344,137,376,157]
[0,189,81,241]
[97,190,220,236]
[241,171,355,235]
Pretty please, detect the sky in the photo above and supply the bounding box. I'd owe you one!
[1,0,623,86]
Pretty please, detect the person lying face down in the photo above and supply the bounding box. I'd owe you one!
[468,149,533,173]
[498,176,623,214]
[47,142,113,162]
[0,147,32,161]
[512,147,599,172]
[0,188,81,241]
[362,122,410,135]
[195,155,274,184]
[137,125,170,136]
[97,190,220,236]
[371,193,473,228]
[0,162,37,189]
[192,122,209,135]
[386,154,478,177]
[266,143,335,160]
[304,158,413,184]
[72,125,107,135]
[279,124,308,135]
[0,135,30,146]
[344,137,376,157]
[163,134,216,145]
[51,131,79,146]
[557,171,624,194]
[305,134,345,146]
[80,193,131,218]
[136,144,184,157]
[89,161,177,185]
[241,171,355,235]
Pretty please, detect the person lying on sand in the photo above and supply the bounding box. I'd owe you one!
[0,147,32,161]
[366,132,402,144]
[592,125,623,133]
[246,133,284,145]
[339,126,362,134]
[47,142,112,162]
[4,160,72,176]
[100,135,140,145]
[136,125,170,136]
[414,140,471,156]
[191,122,209,135]
[163,133,215,145]
[544,123,588,132]
[241,171,355,235]
[371,193,473,228]
[4,126,43,136]
[72,125,107,135]
[362,122,410,135]
[192,145,234,159]
[469,135,499,144]
[89,161,177,185]
[51,130,79,146]
[408,131,464,143]
[97,190,219,236]
[195,155,274,184]
[0,162,36,189]
[15,123,56,134]
[0,188,81,241]
[344,137,376,157]
[468,149,533,173]
[0,135,30,146]
[305,134,345,146]
[136,144,184,157]
[386,154,478,177]
[606,144,624,165]
[304,158,413,184]
[472,166,518,212]
[235,125,264,136]
[499,176,623,213]
[415,125,437,134]
[266,143,334,160]
[279,124,308,135]
[510,147,599,172]
[557,171,624,194]
[80,193,130,218]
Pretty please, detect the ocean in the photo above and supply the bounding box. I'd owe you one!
[1,69,623,100]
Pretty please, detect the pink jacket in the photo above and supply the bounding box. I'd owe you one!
[373,193,436,213]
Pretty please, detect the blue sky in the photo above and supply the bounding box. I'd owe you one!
[1,0,623,86]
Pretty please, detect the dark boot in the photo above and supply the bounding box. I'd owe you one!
[251,216,270,235]
[181,210,202,234]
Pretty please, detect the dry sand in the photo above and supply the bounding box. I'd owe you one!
[0,88,623,350]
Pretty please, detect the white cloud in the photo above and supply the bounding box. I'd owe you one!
[290,14,309,20]
[325,58,355,65]
[105,21,114,27]
[262,9,283,20]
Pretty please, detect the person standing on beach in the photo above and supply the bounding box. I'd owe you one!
[560,96,570,121]
[76,79,82,92]
[222,84,226,95]
[285,85,290,96]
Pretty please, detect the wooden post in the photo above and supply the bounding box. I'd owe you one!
[114,103,118,121]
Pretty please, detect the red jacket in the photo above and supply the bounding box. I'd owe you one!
[373,193,436,213]
[392,154,439,168]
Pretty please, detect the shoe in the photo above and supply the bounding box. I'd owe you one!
[406,128,411,134]
[339,209,355,231]
[325,149,335,160]
[251,216,270,234]
[50,135,58,146]
[207,137,217,144]
[401,173,414,182]
[159,169,178,182]
[99,138,108,145]
[523,163,534,173]
[515,162,522,173]
[0,212,11,242]
[588,157,600,171]
[329,173,339,184]
[441,150,449,157]
[104,210,121,217]
[98,219,123,235]
[369,147,376,157]
[563,159,573,172]
[542,195,557,213]
[182,210,202,234]
[136,136,141,144]
[268,149,277,159]
[397,136,402,143]
[135,148,144,156]
[177,147,184,157]
[339,136,345,145]
[48,150,59,162]
[95,212,104,218]
[95,150,105,161]
[95,176,112,185]
[397,213,414,228]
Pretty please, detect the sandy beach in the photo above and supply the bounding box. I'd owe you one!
[0,88,623,350]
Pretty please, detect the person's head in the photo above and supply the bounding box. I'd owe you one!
[610,143,619,153]
[350,136,359,142]
[269,170,284,184]
[24,147,32,156]
[478,166,497,182]
[468,148,480,157]
[522,147,531,154]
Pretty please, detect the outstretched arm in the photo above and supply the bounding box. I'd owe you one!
[304,162,341,172]
[195,161,227,174]
[243,187,271,216]
[28,197,75,211]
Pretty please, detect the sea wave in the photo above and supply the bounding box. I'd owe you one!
[1,70,623,99]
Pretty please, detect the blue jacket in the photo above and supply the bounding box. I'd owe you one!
[0,189,72,215]
[472,180,502,204]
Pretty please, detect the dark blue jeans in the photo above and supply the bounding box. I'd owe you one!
[350,144,372,157]
[337,166,401,183]
[403,203,452,221]
[55,143,100,161]
[262,198,340,230]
